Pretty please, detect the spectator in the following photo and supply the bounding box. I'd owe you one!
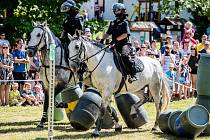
[12,38,29,91]
[198,40,210,54]
[32,72,44,93]
[171,41,182,69]
[196,35,208,53]
[138,44,147,56]
[161,44,175,73]
[144,40,150,49]
[160,35,173,54]
[165,63,176,95]
[188,46,198,97]
[180,39,191,60]
[83,27,92,41]
[29,51,41,79]
[33,84,44,105]
[133,40,141,52]
[182,21,196,45]
[21,82,38,106]
[9,82,26,106]
[82,9,88,22]
[0,32,10,46]
[178,57,191,100]
[149,40,161,60]
[0,43,13,106]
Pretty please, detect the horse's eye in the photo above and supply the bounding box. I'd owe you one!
[37,33,41,37]
[75,45,79,50]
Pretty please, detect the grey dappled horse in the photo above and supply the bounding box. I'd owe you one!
[67,35,171,137]
[27,22,76,128]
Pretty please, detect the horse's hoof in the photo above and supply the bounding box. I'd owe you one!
[91,132,100,137]
[115,125,122,132]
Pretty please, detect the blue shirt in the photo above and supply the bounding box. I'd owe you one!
[12,49,27,72]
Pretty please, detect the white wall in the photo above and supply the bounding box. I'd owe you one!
[81,0,95,20]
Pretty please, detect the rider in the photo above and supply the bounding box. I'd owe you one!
[100,3,138,83]
[60,0,83,45]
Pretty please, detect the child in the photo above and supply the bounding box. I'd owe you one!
[33,84,44,105]
[182,21,196,45]
[21,82,39,106]
[165,63,176,96]
[9,83,26,106]
[178,57,191,100]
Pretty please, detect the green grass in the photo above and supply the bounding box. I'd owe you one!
[0,98,210,140]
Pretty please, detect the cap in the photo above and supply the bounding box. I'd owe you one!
[169,63,174,68]
[166,35,172,39]
[85,28,90,32]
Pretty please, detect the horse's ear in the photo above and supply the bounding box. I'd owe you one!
[32,21,37,27]
[68,33,73,41]
[42,20,47,27]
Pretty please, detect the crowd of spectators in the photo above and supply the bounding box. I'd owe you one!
[0,34,44,107]
[132,21,210,100]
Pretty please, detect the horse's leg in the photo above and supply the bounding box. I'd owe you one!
[37,92,49,128]
[109,106,122,132]
[91,90,114,137]
[148,82,162,131]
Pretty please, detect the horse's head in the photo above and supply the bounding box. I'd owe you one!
[27,21,48,57]
[68,34,86,72]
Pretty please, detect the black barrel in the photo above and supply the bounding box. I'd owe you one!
[70,87,102,130]
[196,95,210,135]
[115,93,148,128]
[174,105,209,138]
[158,110,182,134]
[61,85,83,120]
[168,110,182,134]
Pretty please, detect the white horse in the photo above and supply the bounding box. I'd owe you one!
[27,22,77,128]
[67,35,171,136]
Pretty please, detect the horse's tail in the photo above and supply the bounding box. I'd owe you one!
[160,75,171,112]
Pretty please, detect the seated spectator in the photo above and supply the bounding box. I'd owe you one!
[178,57,191,100]
[21,82,38,106]
[33,84,44,104]
[9,82,26,106]
[165,63,176,94]
[31,72,44,93]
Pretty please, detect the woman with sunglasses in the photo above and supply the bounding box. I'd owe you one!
[0,43,14,106]
[188,46,198,97]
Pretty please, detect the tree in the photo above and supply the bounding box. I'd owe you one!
[159,0,210,39]
[0,0,88,43]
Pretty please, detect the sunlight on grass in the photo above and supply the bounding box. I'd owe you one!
[0,98,209,140]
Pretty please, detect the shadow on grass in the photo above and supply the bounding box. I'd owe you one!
[49,129,147,139]
[153,131,190,140]
[0,120,39,127]
[0,126,47,134]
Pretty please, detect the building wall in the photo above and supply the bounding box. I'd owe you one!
[81,0,95,20]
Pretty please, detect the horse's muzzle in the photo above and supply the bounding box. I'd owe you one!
[27,48,36,57]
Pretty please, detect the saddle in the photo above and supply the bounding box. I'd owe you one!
[113,51,144,77]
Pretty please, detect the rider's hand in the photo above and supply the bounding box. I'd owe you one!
[100,39,104,44]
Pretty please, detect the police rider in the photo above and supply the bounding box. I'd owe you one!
[100,3,138,83]
[60,0,83,45]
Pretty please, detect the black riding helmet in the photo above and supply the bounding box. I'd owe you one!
[112,3,126,17]
[60,0,78,14]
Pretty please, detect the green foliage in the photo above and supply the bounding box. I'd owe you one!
[84,20,109,34]
[159,0,210,19]
[0,0,88,44]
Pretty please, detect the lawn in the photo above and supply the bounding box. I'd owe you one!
[0,98,209,140]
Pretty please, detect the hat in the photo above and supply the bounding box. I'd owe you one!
[166,35,172,39]
[85,28,90,32]
[169,63,174,68]
[204,40,210,45]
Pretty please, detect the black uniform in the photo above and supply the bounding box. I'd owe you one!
[106,18,130,54]
[63,15,83,37]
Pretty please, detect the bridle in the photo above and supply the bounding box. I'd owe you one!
[68,36,108,74]
[27,25,47,53]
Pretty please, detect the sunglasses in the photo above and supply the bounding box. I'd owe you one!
[184,42,189,44]
[166,47,170,49]
[3,47,9,49]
